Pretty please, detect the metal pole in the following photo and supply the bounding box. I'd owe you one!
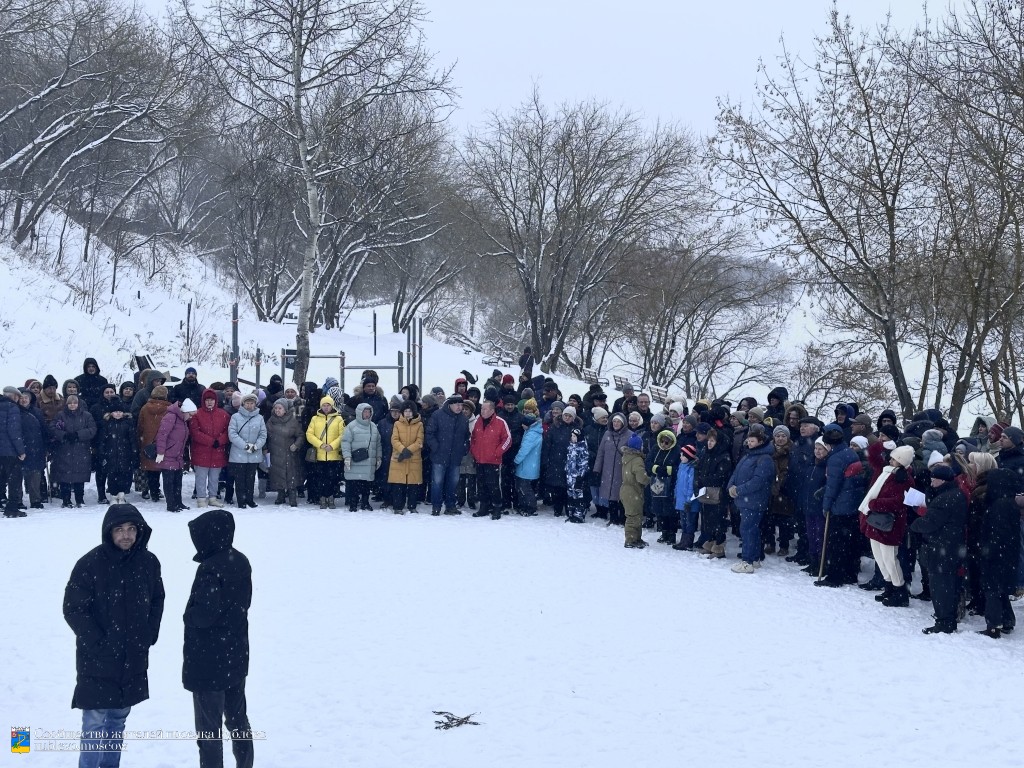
[231,302,239,385]
[340,351,345,394]
[255,347,261,389]
[418,317,423,391]
[281,348,286,383]
[373,311,377,356]
[405,324,411,384]
[398,351,404,390]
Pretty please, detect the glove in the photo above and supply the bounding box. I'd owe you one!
[375,458,381,471]
[398,448,412,461]
[65,432,78,443]
[289,444,297,452]
[728,486,738,499]
[813,487,825,501]
[652,464,660,475]
[212,439,220,448]
[345,458,352,471]
[155,454,164,464]
[246,443,256,453]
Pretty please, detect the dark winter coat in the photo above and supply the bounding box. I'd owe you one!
[182,510,251,692]
[426,403,470,467]
[50,405,97,483]
[137,398,170,472]
[18,404,47,471]
[584,420,607,472]
[911,480,968,576]
[155,404,190,471]
[265,411,305,491]
[727,441,775,513]
[498,407,524,460]
[823,443,867,516]
[997,446,1024,492]
[860,465,914,546]
[788,436,816,512]
[172,377,205,409]
[979,469,1022,595]
[594,421,634,501]
[98,402,138,477]
[74,358,110,408]
[770,440,795,516]
[645,431,680,499]
[542,418,582,488]
[189,396,230,469]
[131,370,166,418]
[694,439,733,502]
[63,505,164,709]
[349,388,389,423]
[0,396,25,457]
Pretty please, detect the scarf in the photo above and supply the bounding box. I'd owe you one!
[858,464,896,514]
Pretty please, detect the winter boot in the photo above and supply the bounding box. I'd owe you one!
[709,543,726,559]
[275,491,286,505]
[673,532,695,551]
[197,498,208,508]
[657,531,676,545]
[208,496,224,507]
[592,505,608,520]
[624,539,649,549]
[859,564,885,591]
[320,499,329,510]
[258,477,267,499]
[432,507,442,516]
[288,491,298,507]
[327,497,336,509]
[874,582,895,603]
[882,584,910,607]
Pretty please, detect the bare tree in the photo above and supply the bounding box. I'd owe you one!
[463,88,702,374]
[184,0,452,385]
[787,341,898,421]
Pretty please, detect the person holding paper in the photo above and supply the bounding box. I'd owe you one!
[858,445,916,606]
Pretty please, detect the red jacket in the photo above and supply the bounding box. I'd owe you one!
[189,395,230,468]
[471,414,512,466]
[860,466,914,546]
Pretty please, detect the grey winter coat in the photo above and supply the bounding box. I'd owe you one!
[228,408,268,464]
[266,412,305,491]
[341,403,382,481]
[50,405,98,483]
[593,419,634,502]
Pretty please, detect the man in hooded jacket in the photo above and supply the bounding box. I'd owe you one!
[183,509,254,768]
[63,504,164,767]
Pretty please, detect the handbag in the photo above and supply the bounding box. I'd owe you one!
[698,486,722,505]
[351,447,370,463]
[143,442,158,460]
[649,476,667,497]
[866,511,895,532]
[307,417,334,462]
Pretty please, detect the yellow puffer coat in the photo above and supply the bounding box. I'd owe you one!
[305,398,345,462]
[389,415,424,484]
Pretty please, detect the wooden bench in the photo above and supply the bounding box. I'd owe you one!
[481,352,514,367]
[581,368,610,387]
[613,375,636,392]
[649,385,671,405]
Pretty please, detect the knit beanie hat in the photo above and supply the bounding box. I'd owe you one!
[850,436,869,451]
[627,433,643,451]
[822,423,845,444]
[890,445,915,467]
[43,374,58,389]
[772,425,789,439]
[680,443,698,462]
[930,464,955,481]
[274,398,291,410]
[180,399,198,414]
[591,407,609,421]
[562,406,576,419]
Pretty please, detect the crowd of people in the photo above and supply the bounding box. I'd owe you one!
[2,358,1023,637]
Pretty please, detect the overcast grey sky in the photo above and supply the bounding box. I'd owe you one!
[422,0,928,136]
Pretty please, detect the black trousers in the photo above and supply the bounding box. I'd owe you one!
[930,570,960,631]
[192,683,254,768]
[500,460,516,509]
[230,463,257,506]
[391,483,419,511]
[457,474,477,506]
[1,456,22,512]
[162,470,183,510]
[146,470,162,498]
[346,478,370,509]
[477,464,501,514]
[106,469,133,496]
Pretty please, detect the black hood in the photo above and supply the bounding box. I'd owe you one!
[101,504,151,551]
[188,509,236,562]
[82,357,101,374]
[119,381,135,398]
[986,468,1019,504]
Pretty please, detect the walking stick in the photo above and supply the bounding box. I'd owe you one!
[817,509,831,582]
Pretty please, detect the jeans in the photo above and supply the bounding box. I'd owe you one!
[192,683,254,768]
[430,462,460,510]
[679,502,699,535]
[79,706,130,768]
[739,507,764,563]
[194,466,220,499]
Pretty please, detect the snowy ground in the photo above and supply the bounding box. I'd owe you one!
[3,492,1023,767]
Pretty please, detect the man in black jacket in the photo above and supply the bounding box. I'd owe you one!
[184,509,254,768]
[498,393,523,512]
[63,504,164,767]
[911,464,967,634]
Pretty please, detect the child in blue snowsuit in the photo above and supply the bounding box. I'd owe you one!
[565,428,590,523]
[673,442,698,549]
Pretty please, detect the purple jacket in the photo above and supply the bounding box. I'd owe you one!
[155,404,189,470]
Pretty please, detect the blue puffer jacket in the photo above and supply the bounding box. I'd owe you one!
[228,409,268,464]
[727,441,775,512]
[673,461,695,511]
[823,443,867,516]
[797,457,827,516]
[514,421,543,480]
[425,402,469,467]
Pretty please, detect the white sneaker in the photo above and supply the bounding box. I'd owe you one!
[753,560,762,569]
[731,562,755,574]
